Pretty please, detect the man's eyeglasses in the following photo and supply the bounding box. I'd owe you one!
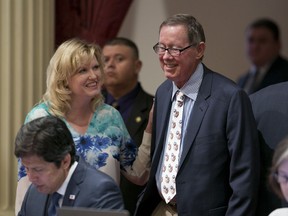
[153,43,197,57]
[274,172,288,184]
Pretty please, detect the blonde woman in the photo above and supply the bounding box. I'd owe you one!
[15,38,152,214]
[269,137,288,216]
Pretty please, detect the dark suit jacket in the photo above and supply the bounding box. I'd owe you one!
[104,83,153,214]
[135,65,260,216]
[250,82,288,216]
[124,83,154,146]
[237,55,288,94]
[18,159,124,216]
[120,84,153,214]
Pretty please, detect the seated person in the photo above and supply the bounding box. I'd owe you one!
[268,137,288,216]
[15,116,124,216]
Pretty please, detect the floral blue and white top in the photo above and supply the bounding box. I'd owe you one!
[17,102,144,184]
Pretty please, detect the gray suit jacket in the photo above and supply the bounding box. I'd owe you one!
[18,158,124,216]
[135,65,260,216]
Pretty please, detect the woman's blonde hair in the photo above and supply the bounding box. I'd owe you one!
[42,38,104,117]
[269,137,288,199]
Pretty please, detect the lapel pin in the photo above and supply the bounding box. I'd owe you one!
[69,195,75,200]
[135,116,142,123]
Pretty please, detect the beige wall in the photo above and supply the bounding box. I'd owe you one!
[118,0,288,95]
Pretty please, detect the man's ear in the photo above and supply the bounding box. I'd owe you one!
[134,59,142,75]
[62,154,71,169]
[196,42,206,60]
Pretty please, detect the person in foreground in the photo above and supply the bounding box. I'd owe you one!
[15,38,152,214]
[134,14,260,216]
[15,116,124,216]
[102,37,154,214]
[268,137,288,216]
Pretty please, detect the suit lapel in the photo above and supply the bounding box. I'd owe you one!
[126,88,152,137]
[152,70,212,173]
[44,194,50,216]
[178,69,212,169]
[62,160,85,206]
[151,85,173,174]
[179,95,208,168]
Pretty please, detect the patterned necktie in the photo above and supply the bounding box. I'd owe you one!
[48,192,62,216]
[161,90,185,203]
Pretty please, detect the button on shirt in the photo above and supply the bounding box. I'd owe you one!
[156,63,204,200]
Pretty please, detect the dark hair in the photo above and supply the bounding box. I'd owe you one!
[249,18,280,42]
[103,37,139,59]
[159,14,206,45]
[14,116,76,168]
[269,137,288,199]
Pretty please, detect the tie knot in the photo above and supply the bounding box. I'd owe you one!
[176,91,185,103]
[48,192,62,216]
[51,192,62,205]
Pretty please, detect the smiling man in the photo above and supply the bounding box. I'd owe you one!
[15,116,124,216]
[135,14,260,216]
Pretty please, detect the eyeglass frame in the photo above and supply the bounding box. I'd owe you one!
[152,43,197,57]
[274,172,288,184]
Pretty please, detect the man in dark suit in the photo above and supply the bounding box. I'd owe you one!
[135,14,260,216]
[250,82,288,215]
[102,37,154,214]
[237,18,288,94]
[15,116,124,216]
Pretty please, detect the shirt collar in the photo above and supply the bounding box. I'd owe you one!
[56,161,78,196]
[105,82,140,108]
[250,57,276,75]
[172,63,204,101]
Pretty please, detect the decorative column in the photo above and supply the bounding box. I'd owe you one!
[0,0,54,215]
